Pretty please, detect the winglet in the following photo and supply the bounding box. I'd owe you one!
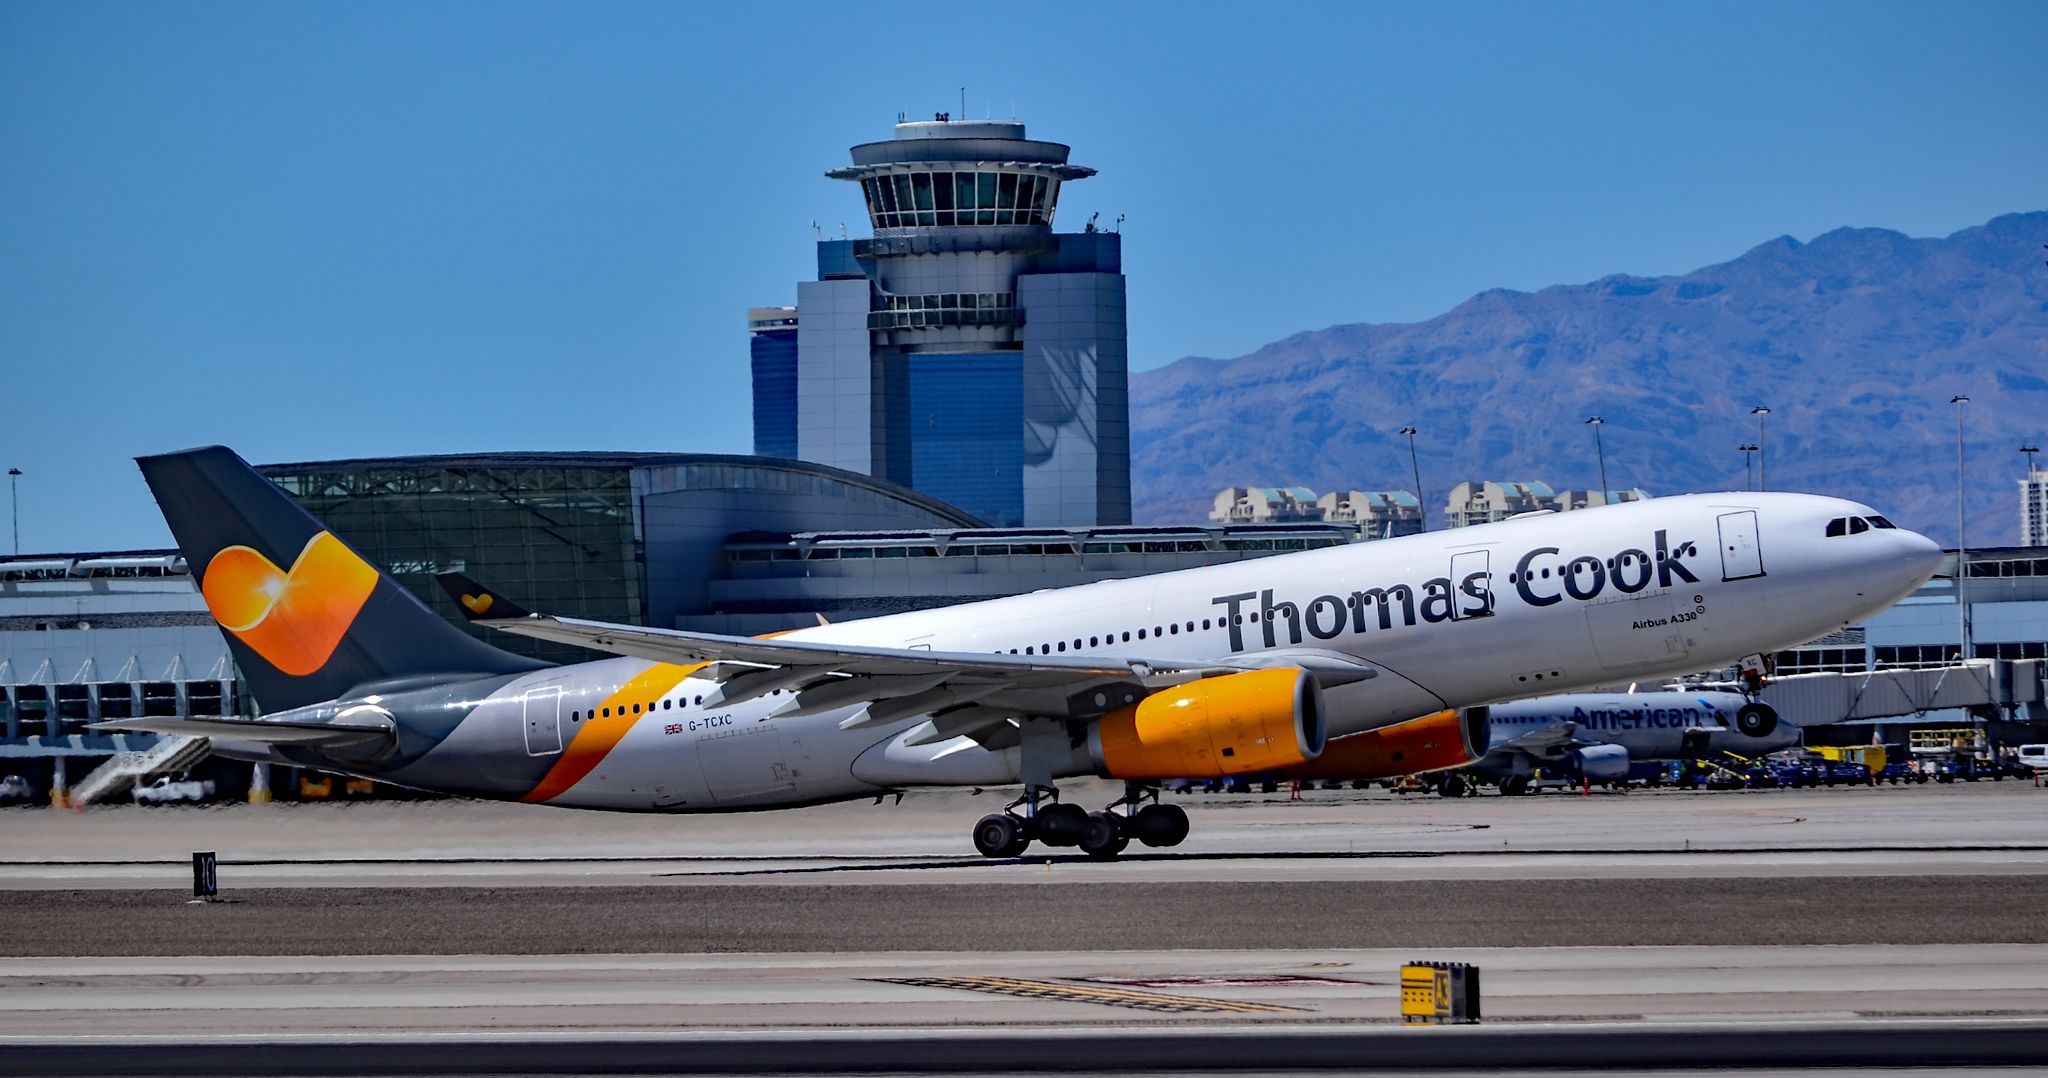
[435,572,533,622]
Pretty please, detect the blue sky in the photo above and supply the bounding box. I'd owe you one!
[3,1,2044,552]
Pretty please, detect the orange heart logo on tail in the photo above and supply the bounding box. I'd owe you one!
[202,532,379,675]
[460,593,494,615]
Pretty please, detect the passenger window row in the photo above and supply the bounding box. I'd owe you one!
[570,692,712,724]
[1004,616,1232,656]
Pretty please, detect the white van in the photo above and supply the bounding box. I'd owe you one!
[2018,745,2048,773]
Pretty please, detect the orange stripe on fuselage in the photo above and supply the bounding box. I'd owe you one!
[523,662,703,804]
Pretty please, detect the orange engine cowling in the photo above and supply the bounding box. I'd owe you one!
[1089,668,1326,779]
[1278,706,1488,781]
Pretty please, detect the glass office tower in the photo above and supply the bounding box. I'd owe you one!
[749,307,800,459]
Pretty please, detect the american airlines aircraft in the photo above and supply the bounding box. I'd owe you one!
[99,447,1942,858]
[1467,689,1801,794]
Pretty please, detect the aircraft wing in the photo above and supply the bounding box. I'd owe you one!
[1489,721,1583,760]
[500,612,1172,679]
[440,573,1384,747]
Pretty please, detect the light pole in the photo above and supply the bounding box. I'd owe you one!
[1750,406,1772,491]
[5,468,18,556]
[1585,417,1609,505]
[1398,426,1426,532]
[1952,395,1970,661]
[1738,444,1759,491]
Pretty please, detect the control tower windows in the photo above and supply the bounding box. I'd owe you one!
[860,170,1062,230]
[868,291,1018,330]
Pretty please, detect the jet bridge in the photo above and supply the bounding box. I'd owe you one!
[1753,659,2046,725]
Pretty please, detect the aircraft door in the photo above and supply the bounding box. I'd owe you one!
[1448,550,1493,619]
[1717,511,1765,581]
[522,683,566,756]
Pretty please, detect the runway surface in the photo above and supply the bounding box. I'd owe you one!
[4,780,2044,887]
[3,876,2045,956]
[4,782,2045,1071]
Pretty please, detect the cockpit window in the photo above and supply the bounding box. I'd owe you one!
[1826,518,1847,537]
[1849,517,1870,534]
[1868,515,1897,529]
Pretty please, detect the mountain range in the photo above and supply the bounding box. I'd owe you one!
[1130,210,2048,546]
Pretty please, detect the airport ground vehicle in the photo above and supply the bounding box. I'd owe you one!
[1877,761,1928,784]
[98,447,1943,857]
[132,774,215,804]
[0,774,36,804]
[297,772,378,800]
[2018,744,2048,774]
[1821,760,1872,785]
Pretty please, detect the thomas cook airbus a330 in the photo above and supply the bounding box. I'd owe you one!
[98,446,1942,857]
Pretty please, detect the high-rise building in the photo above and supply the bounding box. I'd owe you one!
[2023,463,2048,547]
[753,115,1129,527]
[748,308,799,459]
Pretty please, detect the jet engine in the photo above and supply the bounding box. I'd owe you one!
[1567,743,1631,780]
[1278,707,1488,781]
[1089,668,1325,779]
[1733,702,1779,738]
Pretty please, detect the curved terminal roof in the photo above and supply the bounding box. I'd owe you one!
[257,452,987,529]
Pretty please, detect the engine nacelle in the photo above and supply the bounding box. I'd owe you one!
[1568,742,1631,780]
[1089,668,1326,779]
[1733,702,1779,738]
[1278,707,1488,781]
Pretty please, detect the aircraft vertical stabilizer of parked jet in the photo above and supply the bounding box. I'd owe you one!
[97,446,1944,857]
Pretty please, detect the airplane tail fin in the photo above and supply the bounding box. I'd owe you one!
[434,572,534,622]
[138,446,543,712]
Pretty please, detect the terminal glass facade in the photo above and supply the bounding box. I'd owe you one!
[265,461,642,662]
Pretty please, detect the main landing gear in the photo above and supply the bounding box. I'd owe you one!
[971,782,1190,859]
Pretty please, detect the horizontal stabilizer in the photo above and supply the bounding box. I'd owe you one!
[90,715,395,749]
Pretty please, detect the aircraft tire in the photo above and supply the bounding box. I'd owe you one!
[1132,803,1190,848]
[1078,813,1128,859]
[973,813,1028,859]
[1033,802,1091,847]
[1439,774,1471,798]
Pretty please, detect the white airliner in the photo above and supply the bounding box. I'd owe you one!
[1466,689,1803,794]
[99,448,1942,858]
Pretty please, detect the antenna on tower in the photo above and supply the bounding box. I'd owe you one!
[809,220,822,240]
[960,87,966,119]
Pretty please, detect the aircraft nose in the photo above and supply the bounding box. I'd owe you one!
[1897,528,1945,586]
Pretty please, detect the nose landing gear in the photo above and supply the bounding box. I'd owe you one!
[970,782,1192,859]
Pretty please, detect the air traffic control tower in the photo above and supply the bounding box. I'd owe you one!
[752,115,1129,527]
